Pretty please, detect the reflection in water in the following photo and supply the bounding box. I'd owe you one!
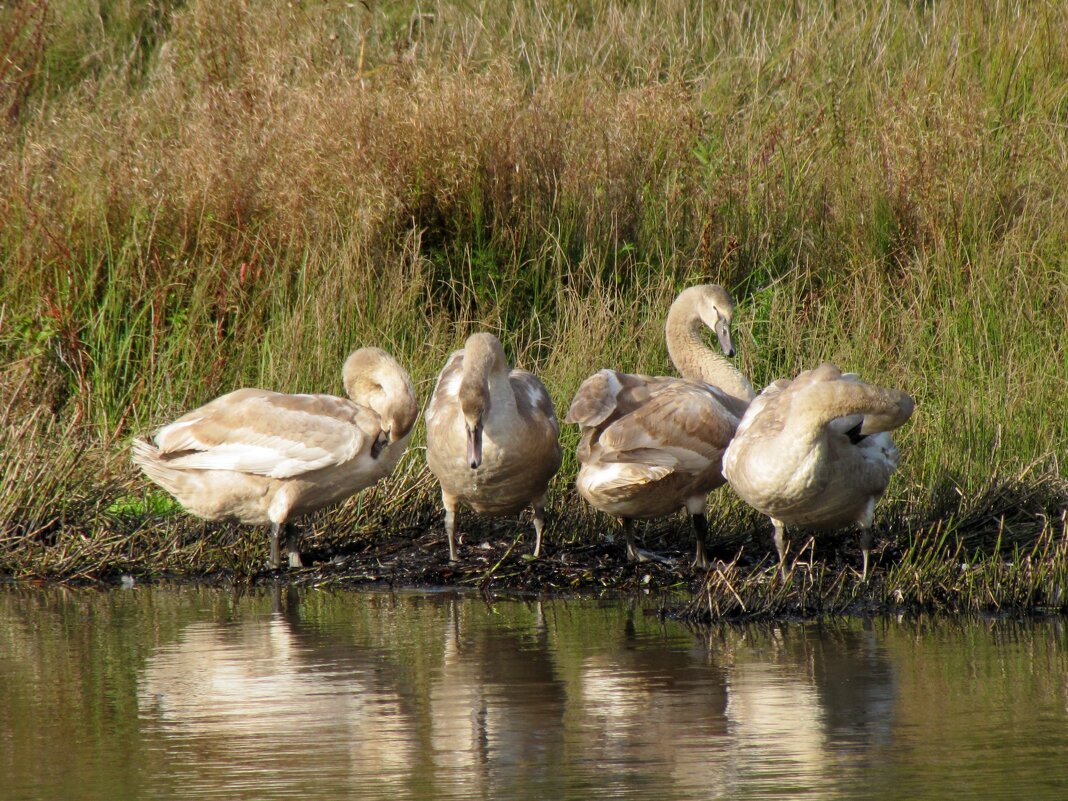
[727,654,830,794]
[429,599,567,798]
[811,622,897,752]
[721,621,896,798]
[573,612,729,798]
[138,589,417,799]
[2,587,1068,801]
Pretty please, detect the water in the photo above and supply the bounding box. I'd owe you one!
[1,586,1067,801]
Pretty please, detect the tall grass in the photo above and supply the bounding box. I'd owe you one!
[1,0,1066,578]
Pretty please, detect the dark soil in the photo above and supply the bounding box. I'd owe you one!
[261,526,746,596]
[240,521,877,603]
[13,519,1062,623]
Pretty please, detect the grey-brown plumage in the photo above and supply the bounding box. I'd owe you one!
[723,363,914,579]
[131,348,419,568]
[566,285,754,568]
[425,333,562,561]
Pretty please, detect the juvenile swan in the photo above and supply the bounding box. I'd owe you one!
[566,285,755,569]
[722,363,914,580]
[132,348,418,568]
[425,333,563,561]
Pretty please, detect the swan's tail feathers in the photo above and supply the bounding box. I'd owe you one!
[130,435,158,468]
[131,436,184,496]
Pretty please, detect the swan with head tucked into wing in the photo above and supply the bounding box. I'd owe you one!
[723,363,914,580]
[131,347,419,568]
[425,332,563,562]
[566,285,755,569]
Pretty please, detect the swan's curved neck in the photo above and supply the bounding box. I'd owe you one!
[460,336,515,419]
[345,365,417,440]
[791,376,913,437]
[666,299,755,405]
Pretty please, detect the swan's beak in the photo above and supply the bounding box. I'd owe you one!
[371,431,389,459]
[466,424,483,469]
[715,318,736,357]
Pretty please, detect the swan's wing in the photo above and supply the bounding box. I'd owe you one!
[152,389,375,478]
[599,383,739,471]
[733,377,792,438]
[424,350,465,427]
[510,369,559,432]
[700,382,751,420]
[789,363,845,389]
[566,370,683,427]
[578,460,675,491]
[760,377,794,396]
[565,369,625,427]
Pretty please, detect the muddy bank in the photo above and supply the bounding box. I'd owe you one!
[7,511,1067,624]
[113,524,924,621]
[252,526,757,596]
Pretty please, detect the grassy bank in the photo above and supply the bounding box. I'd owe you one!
[1,1,1066,598]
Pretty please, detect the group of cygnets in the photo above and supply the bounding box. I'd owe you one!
[133,284,914,579]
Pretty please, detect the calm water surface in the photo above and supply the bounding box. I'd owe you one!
[1,585,1066,800]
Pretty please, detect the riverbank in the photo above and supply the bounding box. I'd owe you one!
[8,521,1068,623]
[5,469,1065,622]
[269,511,1068,622]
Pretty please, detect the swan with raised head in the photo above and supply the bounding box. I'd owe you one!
[566,284,754,569]
[425,332,562,561]
[132,347,419,568]
[722,363,914,579]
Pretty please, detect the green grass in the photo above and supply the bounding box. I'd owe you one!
[682,515,1068,622]
[1,0,1066,591]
